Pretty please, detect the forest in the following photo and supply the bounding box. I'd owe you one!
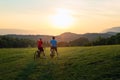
[0,33,120,48]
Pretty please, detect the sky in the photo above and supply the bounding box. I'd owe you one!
[0,0,120,35]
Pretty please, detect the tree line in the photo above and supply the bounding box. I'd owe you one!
[0,36,51,48]
[57,33,120,47]
[0,36,36,48]
[0,33,120,48]
[91,33,120,46]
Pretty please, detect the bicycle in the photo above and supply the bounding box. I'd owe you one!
[34,50,41,60]
[50,48,55,58]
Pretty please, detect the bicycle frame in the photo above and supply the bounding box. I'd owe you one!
[50,48,55,58]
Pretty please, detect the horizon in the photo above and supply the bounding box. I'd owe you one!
[0,26,120,36]
[0,27,120,36]
[0,29,102,36]
[0,0,120,35]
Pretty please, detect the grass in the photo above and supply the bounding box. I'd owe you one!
[0,45,120,80]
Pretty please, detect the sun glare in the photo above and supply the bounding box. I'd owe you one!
[50,8,74,29]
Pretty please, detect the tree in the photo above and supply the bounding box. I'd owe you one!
[69,37,89,46]
[0,36,36,48]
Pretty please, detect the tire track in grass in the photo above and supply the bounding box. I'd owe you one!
[28,59,59,80]
[16,58,59,80]
[16,61,37,80]
[28,59,55,80]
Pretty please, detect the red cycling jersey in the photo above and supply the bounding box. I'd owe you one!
[37,40,43,48]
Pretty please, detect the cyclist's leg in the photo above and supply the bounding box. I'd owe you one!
[50,46,54,54]
[55,47,59,57]
[50,47,55,58]
[37,50,40,58]
[37,47,41,58]
[42,51,45,56]
[41,47,46,57]
[50,46,53,53]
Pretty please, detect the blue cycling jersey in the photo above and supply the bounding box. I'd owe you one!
[50,39,57,47]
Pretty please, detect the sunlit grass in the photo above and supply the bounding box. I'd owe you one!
[0,45,120,80]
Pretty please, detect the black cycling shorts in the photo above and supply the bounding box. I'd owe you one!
[38,47,44,52]
[51,46,57,51]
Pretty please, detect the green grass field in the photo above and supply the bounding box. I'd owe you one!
[0,45,120,80]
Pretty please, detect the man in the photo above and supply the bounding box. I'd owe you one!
[37,38,45,58]
[50,36,59,57]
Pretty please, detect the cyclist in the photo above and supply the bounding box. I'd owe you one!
[37,38,46,58]
[50,36,59,57]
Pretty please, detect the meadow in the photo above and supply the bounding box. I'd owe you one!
[0,45,120,80]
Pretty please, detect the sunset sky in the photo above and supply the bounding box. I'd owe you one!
[0,0,120,35]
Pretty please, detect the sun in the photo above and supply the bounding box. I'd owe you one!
[50,8,74,29]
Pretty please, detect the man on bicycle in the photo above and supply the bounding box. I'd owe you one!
[50,36,59,57]
[37,38,46,58]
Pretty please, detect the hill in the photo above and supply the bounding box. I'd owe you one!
[1,26,120,42]
[5,32,113,42]
[0,28,117,42]
[56,32,81,42]
[82,33,112,41]
[0,45,120,80]
[103,26,120,33]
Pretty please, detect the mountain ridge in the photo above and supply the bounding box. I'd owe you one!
[4,32,113,42]
[1,27,120,42]
[102,26,120,33]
